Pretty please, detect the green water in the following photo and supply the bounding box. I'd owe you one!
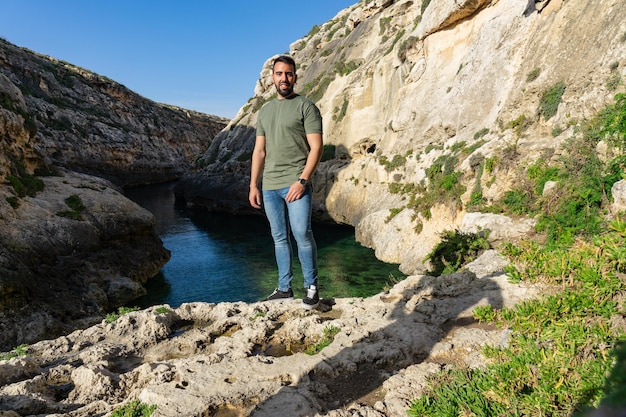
[126,183,404,307]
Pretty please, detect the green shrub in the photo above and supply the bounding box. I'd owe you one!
[334,60,359,76]
[607,72,622,91]
[110,400,156,417]
[508,114,532,136]
[6,196,19,209]
[155,306,170,314]
[379,154,407,171]
[539,81,566,120]
[379,16,393,36]
[599,93,626,151]
[332,98,349,123]
[0,344,28,361]
[425,229,490,276]
[106,306,140,323]
[386,207,403,223]
[7,171,44,198]
[57,194,86,220]
[473,128,490,139]
[526,67,541,82]
[305,326,340,355]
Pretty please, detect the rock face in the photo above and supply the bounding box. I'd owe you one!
[0,169,170,351]
[0,39,229,350]
[0,251,543,417]
[0,38,228,187]
[176,0,626,274]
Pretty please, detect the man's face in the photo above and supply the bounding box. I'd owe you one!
[272,61,297,98]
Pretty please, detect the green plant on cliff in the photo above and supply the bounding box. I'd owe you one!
[526,67,541,82]
[378,153,408,172]
[539,81,566,120]
[110,400,156,417]
[56,194,86,220]
[333,98,349,123]
[424,229,491,276]
[301,72,335,104]
[305,326,341,355]
[0,344,28,361]
[408,94,626,416]
[6,160,45,198]
[105,306,140,323]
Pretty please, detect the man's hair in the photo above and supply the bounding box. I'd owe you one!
[273,55,296,73]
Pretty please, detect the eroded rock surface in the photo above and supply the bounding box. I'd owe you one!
[0,251,542,416]
[0,170,169,351]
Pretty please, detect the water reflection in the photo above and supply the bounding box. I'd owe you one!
[125,182,404,308]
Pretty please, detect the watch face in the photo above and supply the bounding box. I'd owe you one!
[299,179,306,185]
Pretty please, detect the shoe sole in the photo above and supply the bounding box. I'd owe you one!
[266,297,294,302]
[301,301,319,310]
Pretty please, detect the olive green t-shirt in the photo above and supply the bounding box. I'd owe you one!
[256,94,323,190]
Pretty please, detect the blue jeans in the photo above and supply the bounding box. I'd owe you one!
[262,185,318,291]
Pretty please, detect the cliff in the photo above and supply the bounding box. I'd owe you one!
[0,38,228,350]
[176,0,626,274]
[0,38,228,187]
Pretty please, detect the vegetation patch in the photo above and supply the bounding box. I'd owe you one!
[410,219,626,416]
[0,91,37,137]
[333,98,349,123]
[110,400,157,417]
[538,81,566,120]
[0,344,28,361]
[379,153,408,172]
[7,161,45,200]
[408,93,626,416]
[473,127,490,139]
[305,326,341,355]
[334,60,359,76]
[57,194,86,220]
[105,306,140,323]
[424,229,490,276]
[526,67,541,82]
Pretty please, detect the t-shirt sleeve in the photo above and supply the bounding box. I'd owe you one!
[303,101,323,134]
[256,106,266,136]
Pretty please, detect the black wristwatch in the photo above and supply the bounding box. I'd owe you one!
[298,178,308,185]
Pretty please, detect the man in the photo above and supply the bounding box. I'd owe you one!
[249,55,324,310]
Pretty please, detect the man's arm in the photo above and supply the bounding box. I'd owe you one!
[286,132,323,203]
[300,132,323,182]
[249,135,266,209]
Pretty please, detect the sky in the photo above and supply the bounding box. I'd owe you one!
[0,1,356,119]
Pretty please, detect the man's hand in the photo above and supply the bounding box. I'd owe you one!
[286,181,306,203]
[249,187,262,209]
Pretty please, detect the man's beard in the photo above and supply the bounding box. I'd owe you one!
[276,83,294,97]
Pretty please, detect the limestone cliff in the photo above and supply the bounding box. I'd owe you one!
[0,39,229,350]
[0,38,228,187]
[176,0,626,274]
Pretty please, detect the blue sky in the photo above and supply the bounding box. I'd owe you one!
[0,1,356,119]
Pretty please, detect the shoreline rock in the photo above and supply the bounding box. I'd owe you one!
[0,251,543,416]
[0,170,170,351]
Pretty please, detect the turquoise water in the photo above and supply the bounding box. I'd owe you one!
[125,183,404,307]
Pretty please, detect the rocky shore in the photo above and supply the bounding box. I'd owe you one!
[0,251,544,416]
